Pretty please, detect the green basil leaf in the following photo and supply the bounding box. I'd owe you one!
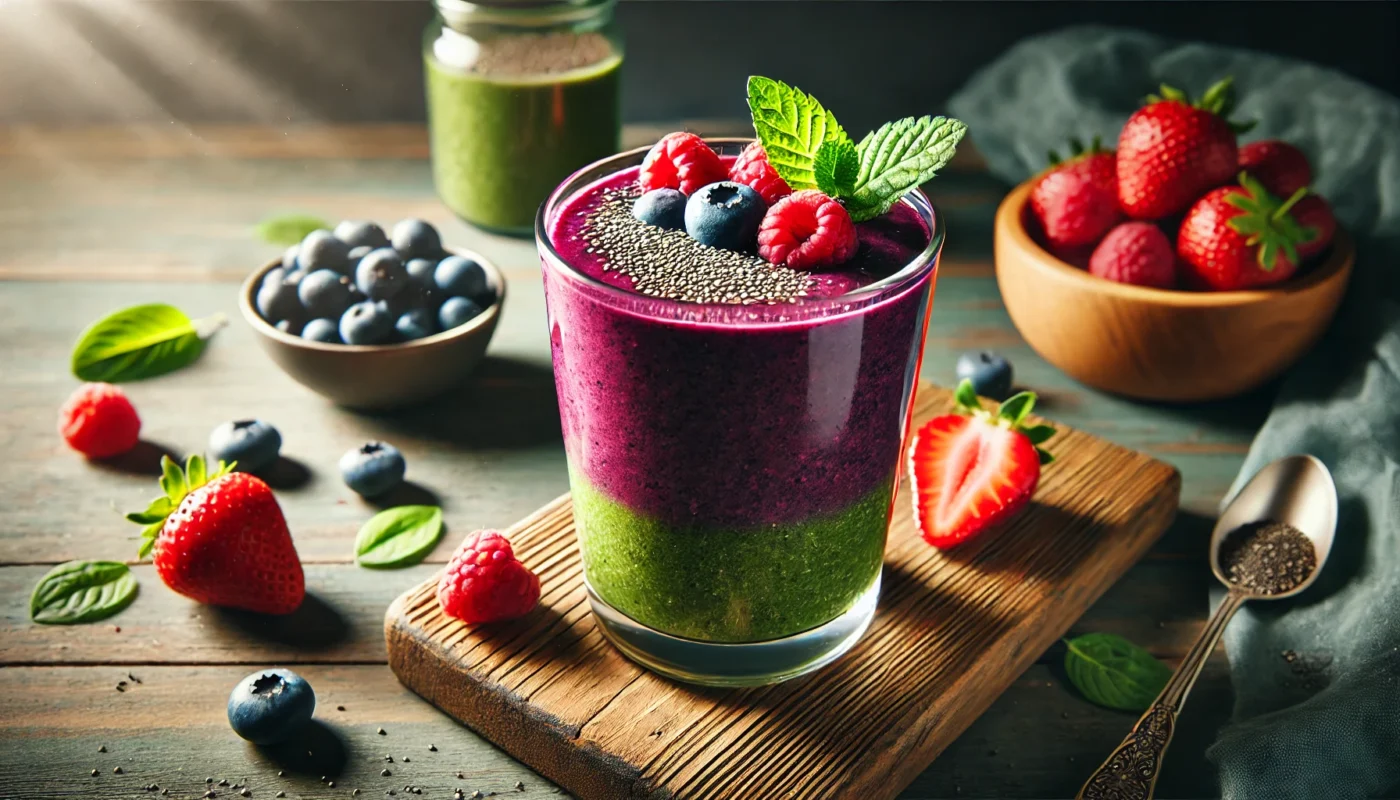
[255,214,329,246]
[354,506,444,569]
[30,560,139,624]
[1064,633,1172,711]
[71,304,221,383]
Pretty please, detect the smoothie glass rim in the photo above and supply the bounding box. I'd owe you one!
[535,137,945,328]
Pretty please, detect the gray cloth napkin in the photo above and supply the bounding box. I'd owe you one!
[948,26,1400,799]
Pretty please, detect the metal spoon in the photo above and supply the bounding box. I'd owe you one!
[1076,454,1337,800]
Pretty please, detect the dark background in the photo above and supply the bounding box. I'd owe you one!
[1,1,1396,131]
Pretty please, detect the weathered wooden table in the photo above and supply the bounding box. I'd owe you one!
[0,124,1261,799]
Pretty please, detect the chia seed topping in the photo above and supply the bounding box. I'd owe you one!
[579,189,814,304]
[1219,520,1317,595]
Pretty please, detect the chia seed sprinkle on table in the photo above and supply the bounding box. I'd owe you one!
[1219,520,1317,595]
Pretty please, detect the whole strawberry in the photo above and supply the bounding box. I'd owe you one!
[1177,173,1315,291]
[437,530,540,624]
[128,455,304,615]
[1238,140,1312,197]
[1291,194,1337,261]
[1089,222,1176,289]
[908,380,1055,548]
[1117,78,1251,220]
[1029,137,1121,251]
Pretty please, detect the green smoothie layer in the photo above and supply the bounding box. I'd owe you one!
[425,30,621,233]
[572,471,893,643]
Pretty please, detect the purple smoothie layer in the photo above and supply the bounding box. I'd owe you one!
[543,164,935,529]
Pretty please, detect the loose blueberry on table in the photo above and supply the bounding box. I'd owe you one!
[208,419,282,474]
[955,351,1014,399]
[227,668,316,745]
[340,441,407,498]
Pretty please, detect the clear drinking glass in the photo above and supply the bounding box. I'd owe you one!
[536,140,944,685]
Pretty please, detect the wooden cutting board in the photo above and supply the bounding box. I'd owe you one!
[385,382,1180,800]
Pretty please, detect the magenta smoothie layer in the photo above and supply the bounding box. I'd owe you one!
[545,163,933,530]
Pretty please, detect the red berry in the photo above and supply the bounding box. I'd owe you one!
[1089,222,1177,289]
[437,530,540,624]
[728,143,792,205]
[638,132,727,196]
[1239,140,1312,197]
[757,190,857,269]
[1029,149,1120,251]
[1117,81,1242,220]
[58,382,141,458]
[1291,194,1336,261]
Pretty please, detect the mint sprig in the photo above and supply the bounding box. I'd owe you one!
[746,76,849,191]
[747,76,967,223]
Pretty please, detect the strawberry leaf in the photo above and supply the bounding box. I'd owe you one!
[1022,424,1057,446]
[847,116,967,222]
[186,453,207,488]
[127,455,234,559]
[1225,173,1313,271]
[996,392,1037,427]
[953,379,981,413]
[747,76,849,191]
[160,456,186,500]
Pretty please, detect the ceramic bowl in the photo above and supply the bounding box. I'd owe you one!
[994,181,1353,402]
[239,250,505,410]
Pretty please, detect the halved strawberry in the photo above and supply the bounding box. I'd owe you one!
[908,380,1056,548]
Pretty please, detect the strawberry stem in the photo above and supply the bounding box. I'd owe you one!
[951,379,1058,464]
[1225,173,1315,271]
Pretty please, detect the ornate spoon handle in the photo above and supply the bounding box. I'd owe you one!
[1076,591,1246,800]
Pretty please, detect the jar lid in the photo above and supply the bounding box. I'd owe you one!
[435,0,613,29]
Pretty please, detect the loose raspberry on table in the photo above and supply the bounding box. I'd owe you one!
[58,382,141,458]
[757,190,858,270]
[729,142,792,205]
[638,132,727,196]
[437,530,540,624]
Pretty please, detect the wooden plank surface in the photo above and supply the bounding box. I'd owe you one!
[0,124,1259,799]
[385,384,1182,800]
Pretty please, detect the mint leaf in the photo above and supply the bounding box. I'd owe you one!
[71,303,225,383]
[30,560,139,625]
[256,214,328,246]
[355,506,444,569]
[747,76,849,190]
[1063,633,1172,712]
[814,138,860,197]
[847,116,967,222]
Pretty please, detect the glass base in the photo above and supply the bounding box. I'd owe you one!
[586,573,881,687]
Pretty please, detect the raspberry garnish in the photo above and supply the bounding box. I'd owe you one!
[638,132,727,196]
[757,190,858,269]
[58,382,141,458]
[436,530,540,624]
[729,142,793,205]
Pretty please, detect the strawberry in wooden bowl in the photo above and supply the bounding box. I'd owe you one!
[994,78,1354,402]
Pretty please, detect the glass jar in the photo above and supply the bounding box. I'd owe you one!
[424,0,622,235]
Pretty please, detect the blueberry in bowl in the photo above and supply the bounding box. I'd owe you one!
[240,218,504,409]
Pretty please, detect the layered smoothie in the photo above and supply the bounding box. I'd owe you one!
[426,25,621,234]
[541,149,938,645]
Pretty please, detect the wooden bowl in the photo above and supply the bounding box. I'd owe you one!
[994,181,1353,402]
[239,250,505,410]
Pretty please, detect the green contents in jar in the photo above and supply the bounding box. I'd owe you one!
[425,29,622,234]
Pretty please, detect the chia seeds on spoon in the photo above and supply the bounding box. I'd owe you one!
[1219,520,1317,595]
[580,189,813,305]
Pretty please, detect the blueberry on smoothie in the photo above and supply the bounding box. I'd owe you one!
[339,300,394,345]
[434,256,488,302]
[684,181,766,251]
[438,296,483,330]
[208,419,282,474]
[298,269,354,319]
[633,188,687,231]
[395,308,438,341]
[256,272,304,327]
[301,318,342,344]
[355,248,408,301]
[955,351,1014,399]
[227,668,315,745]
[299,229,351,274]
[333,219,390,250]
[340,441,406,497]
[391,219,442,260]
